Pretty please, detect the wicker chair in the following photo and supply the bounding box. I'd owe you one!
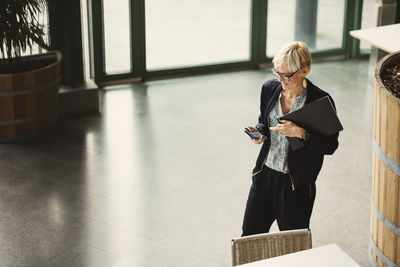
[231,229,312,266]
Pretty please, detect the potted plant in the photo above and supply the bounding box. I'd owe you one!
[0,0,62,142]
[370,51,400,266]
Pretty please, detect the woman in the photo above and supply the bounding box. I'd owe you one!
[242,41,339,236]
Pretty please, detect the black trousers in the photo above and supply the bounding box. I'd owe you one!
[242,166,316,236]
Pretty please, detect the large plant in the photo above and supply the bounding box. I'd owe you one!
[0,0,49,60]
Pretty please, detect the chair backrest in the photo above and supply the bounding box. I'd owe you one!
[231,229,312,266]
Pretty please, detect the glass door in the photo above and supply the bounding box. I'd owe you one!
[360,0,375,50]
[145,0,252,70]
[86,0,362,85]
[266,0,346,57]
[103,0,132,74]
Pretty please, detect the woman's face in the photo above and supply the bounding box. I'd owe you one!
[274,64,309,91]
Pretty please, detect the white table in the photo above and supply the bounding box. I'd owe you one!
[239,244,361,267]
[350,23,400,53]
[350,23,400,83]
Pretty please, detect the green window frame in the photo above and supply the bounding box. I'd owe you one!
[87,0,365,86]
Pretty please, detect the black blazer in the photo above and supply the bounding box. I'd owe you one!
[252,79,339,188]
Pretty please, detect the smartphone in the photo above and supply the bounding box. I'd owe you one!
[244,128,263,139]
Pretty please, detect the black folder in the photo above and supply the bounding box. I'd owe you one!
[279,96,343,150]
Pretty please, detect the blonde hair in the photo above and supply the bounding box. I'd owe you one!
[272,41,312,72]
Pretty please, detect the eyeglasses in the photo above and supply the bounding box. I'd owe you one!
[271,68,298,81]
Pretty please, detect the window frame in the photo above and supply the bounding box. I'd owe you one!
[87,0,364,86]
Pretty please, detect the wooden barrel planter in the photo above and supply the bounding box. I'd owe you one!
[0,51,61,142]
[370,50,400,267]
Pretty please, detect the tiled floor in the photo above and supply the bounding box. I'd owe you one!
[0,59,372,267]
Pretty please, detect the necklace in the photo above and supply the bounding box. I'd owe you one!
[281,80,306,114]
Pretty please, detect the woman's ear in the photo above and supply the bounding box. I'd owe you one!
[302,66,310,75]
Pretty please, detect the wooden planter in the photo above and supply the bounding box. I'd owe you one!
[370,50,400,267]
[0,51,61,142]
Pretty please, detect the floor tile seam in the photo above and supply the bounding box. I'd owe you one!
[36,151,98,169]
[41,129,102,151]
[59,132,104,156]
[3,169,73,194]
[156,234,228,263]
[0,160,46,177]
[97,210,177,242]
[113,187,191,208]
[159,223,230,244]
[77,215,161,241]
[76,187,114,199]
[154,201,224,221]
[159,199,227,218]
[78,185,174,215]
[47,240,83,263]
[21,141,104,170]
[0,148,91,176]
[5,196,112,230]
[0,175,84,205]
[36,169,94,191]
[0,234,80,265]
[0,185,46,204]
[105,180,156,197]
[59,120,101,135]
[46,241,142,266]
[76,200,136,224]
[157,237,230,257]
[317,211,354,222]
[114,200,192,221]
[81,161,141,179]
[73,241,148,267]
[5,158,131,195]
[79,212,184,245]
[24,210,89,233]
[12,171,112,203]
[80,240,155,267]
[105,201,154,221]
[105,217,177,242]
[71,190,125,209]
[81,178,133,198]
[20,137,102,160]
[50,137,102,156]
[115,200,151,214]
[37,179,114,202]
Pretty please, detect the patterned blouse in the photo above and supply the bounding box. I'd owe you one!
[265,88,307,174]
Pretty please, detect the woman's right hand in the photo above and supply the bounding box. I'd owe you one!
[247,126,265,144]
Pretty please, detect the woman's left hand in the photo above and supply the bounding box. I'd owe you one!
[269,120,305,138]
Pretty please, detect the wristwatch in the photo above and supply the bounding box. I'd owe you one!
[302,131,310,141]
